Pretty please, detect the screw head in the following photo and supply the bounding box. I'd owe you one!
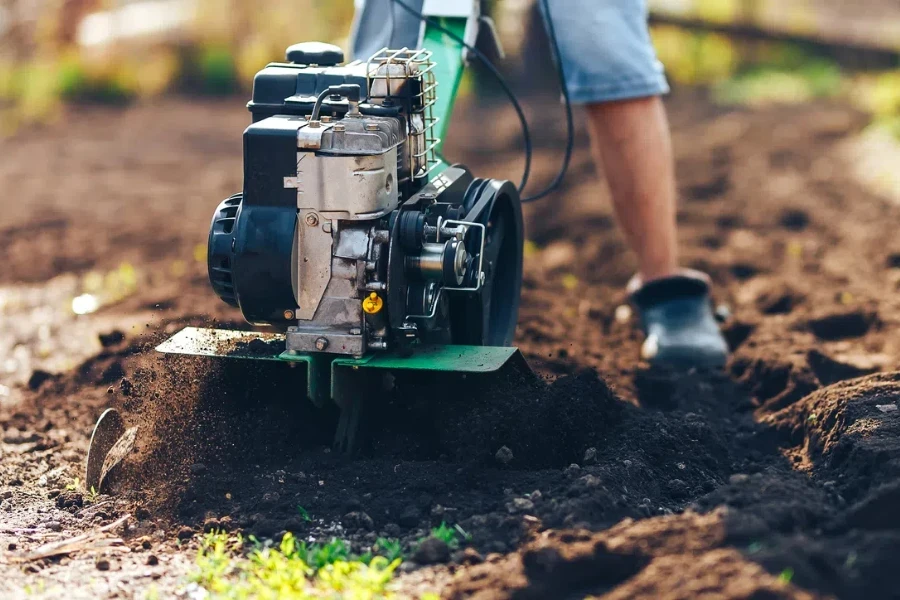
[283,309,295,320]
[305,213,319,227]
[315,337,329,351]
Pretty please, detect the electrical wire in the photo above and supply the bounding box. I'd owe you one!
[387,0,573,203]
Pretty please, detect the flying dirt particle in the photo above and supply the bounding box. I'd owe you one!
[27,370,53,390]
[95,558,110,571]
[98,330,125,347]
[147,555,159,566]
[176,526,194,540]
[412,537,451,565]
[583,447,598,464]
[495,446,514,465]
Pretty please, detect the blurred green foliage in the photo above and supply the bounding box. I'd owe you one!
[0,0,355,132]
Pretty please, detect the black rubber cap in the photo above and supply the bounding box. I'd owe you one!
[286,42,344,66]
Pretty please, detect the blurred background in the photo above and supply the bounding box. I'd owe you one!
[1,0,900,133]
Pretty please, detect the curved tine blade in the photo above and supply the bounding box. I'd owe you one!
[85,409,125,493]
[98,426,138,493]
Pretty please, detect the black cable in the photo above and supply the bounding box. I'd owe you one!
[389,0,531,195]
[523,0,574,203]
[387,0,574,203]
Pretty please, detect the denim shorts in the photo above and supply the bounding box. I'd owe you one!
[351,0,669,104]
[540,0,670,103]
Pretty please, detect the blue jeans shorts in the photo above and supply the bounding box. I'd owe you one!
[540,0,670,103]
[351,0,669,104]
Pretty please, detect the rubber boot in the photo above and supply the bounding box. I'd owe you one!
[628,271,729,370]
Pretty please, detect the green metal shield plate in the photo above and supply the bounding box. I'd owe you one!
[348,345,519,373]
[155,327,285,361]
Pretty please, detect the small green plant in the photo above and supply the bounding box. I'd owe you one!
[299,538,351,571]
[429,522,470,550]
[778,567,794,584]
[86,486,100,503]
[65,477,80,491]
[373,537,404,563]
[190,530,402,598]
[296,504,311,522]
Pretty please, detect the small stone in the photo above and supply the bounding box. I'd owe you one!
[876,404,898,413]
[146,554,159,566]
[614,304,633,323]
[260,492,280,506]
[8,543,16,550]
[412,537,451,565]
[136,507,151,520]
[177,526,194,540]
[399,561,418,573]
[495,446,514,465]
[506,497,534,514]
[729,474,750,485]
[56,490,83,509]
[95,558,110,571]
[579,475,602,488]
[43,521,62,532]
[203,518,221,533]
[343,511,374,531]
[563,464,582,478]
[453,547,484,565]
[583,447,598,465]
[715,304,732,323]
[141,538,152,550]
[189,463,207,475]
[622,460,633,468]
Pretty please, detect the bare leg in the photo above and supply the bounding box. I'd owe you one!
[585,96,678,283]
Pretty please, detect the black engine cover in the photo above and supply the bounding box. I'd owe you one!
[208,116,302,327]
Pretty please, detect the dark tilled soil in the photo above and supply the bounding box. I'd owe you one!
[3,93,900,598]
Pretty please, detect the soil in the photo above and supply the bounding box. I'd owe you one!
[3,91,900,599]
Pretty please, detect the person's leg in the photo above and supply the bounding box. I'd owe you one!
[542,0,728,368]
[585,96,678,283]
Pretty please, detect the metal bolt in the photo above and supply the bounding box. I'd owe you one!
[333,124,346,132]
[283,309,295,320]
[349,327,362,335]
[365,123,379,131]
[321,115,332,123]
[305,213,319,227]
[315,337,329,351]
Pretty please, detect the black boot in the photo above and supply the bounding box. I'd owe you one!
[629,272,729,370]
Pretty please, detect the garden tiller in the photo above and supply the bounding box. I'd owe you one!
[120,0,570,459]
